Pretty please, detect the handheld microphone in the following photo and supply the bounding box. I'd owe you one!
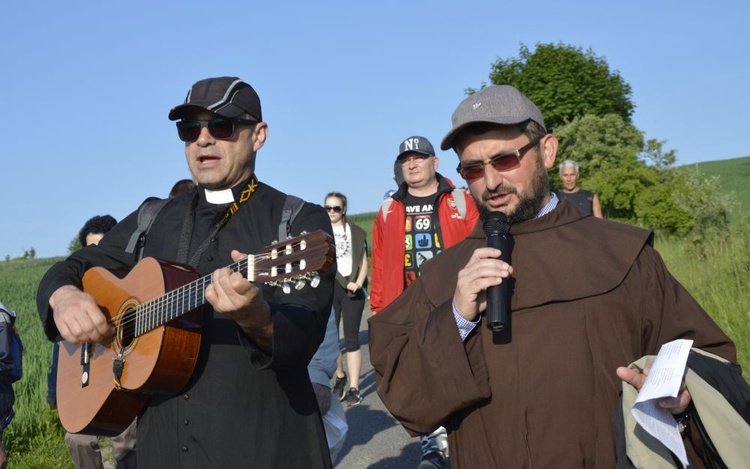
[483,212,511,332]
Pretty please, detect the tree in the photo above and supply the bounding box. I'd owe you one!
[476,43,735,237]
[481,42,634,131]
[68,237,82,254]
[637,166,737,239]
[554,114,655,218]
[553,114,734,235]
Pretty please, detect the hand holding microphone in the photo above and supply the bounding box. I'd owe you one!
[452,212,513,326]
[483,212,511,331]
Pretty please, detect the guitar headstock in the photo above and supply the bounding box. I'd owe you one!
[248,230,335,292]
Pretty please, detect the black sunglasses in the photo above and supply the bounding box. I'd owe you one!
[456,138,540,181]
[176,117,258,142]
[325,205,343,213]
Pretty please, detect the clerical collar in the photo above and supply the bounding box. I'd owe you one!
[204,188,235,205]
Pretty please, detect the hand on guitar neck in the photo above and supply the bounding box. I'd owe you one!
[50,250,276,351]
[49,230,334,348]
[205,249,273,352]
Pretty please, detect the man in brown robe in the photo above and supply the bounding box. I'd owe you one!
[368,85,738,468]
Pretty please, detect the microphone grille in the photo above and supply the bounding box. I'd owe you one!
[483,211,510,235]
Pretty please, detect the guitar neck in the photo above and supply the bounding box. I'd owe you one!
[131,231,333,337]
[131,258,244,337]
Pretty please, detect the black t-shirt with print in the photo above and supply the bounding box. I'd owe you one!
[402,192,443,287]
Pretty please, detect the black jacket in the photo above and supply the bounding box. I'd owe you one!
[37,179,335,468]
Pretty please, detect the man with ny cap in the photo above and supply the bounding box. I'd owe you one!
[370,135,478,468]
[368,85,742,467]
[37,77,336,468]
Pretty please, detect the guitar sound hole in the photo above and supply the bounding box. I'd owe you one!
[119,309,136,347]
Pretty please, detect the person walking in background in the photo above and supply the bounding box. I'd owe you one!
[325,192,368,407]
[75,215,118,250]
[370,136,479,469]
[0,300,20,469]
[555,159,603,218]
[368,85,743,468]
[47,214,138,469]
[383,161,405,200]
[169,179,196,199]
[308,311,348,462]
[36,76,335,468]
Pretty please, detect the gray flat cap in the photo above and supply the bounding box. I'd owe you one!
[440,85,546,150]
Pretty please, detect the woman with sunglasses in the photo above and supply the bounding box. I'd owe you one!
[324,192,369,407]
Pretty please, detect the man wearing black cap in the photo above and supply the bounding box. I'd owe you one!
[369,86,739,467]
[37,77,335,468]
[370,135,478,469]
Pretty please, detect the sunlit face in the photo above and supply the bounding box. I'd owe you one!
[182,110,268,190]
[325,196,345,224]
[560,166,579,191]
[400,153,439,190]
[455,126,557,224]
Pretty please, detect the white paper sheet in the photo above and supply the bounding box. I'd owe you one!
[631,338,693,467]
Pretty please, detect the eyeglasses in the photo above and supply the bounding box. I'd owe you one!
[325,206,343,213]
[456,138,540,181]
[176,117,258,142]
[399,154,431,166]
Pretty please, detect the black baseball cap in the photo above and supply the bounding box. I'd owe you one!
[397,136,435,160]
[168,77,262,121]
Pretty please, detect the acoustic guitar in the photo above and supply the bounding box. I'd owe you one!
[56,230,334,436]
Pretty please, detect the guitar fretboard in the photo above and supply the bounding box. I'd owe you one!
[124,232,332,338]
[131,257,248,337]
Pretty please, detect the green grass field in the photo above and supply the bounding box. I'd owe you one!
[692,155,750,222]
[1,156,748,467]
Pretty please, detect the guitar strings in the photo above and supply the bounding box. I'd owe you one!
[98,237,324,346]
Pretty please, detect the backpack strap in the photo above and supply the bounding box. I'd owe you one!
[381,189,465,222]
[279,194,305,240]
[125,198,170,260]
[452,188,467,219]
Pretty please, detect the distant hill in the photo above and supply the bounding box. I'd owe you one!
[690,155,750,222]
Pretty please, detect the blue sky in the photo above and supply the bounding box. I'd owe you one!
[2,1,748,258]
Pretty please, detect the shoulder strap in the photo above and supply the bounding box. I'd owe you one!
[452,188,467,218]
[382,190,464,222]
[279,194,305,240]
[380,197,394,222]
[125,198,170,260]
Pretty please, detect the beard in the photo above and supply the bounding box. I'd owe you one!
[473,155,550,225]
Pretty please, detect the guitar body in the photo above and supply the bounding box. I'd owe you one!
[57,258,203,435]
[55,230,335,436]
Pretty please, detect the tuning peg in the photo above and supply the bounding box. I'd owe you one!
[294,279,306,290]
[309,276,320,288]
[282,283,291,294]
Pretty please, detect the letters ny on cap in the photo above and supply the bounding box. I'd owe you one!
[399,136,435,158]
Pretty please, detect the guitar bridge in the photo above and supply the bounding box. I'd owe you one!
[113,349,125,390]
[80,342,92,387]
